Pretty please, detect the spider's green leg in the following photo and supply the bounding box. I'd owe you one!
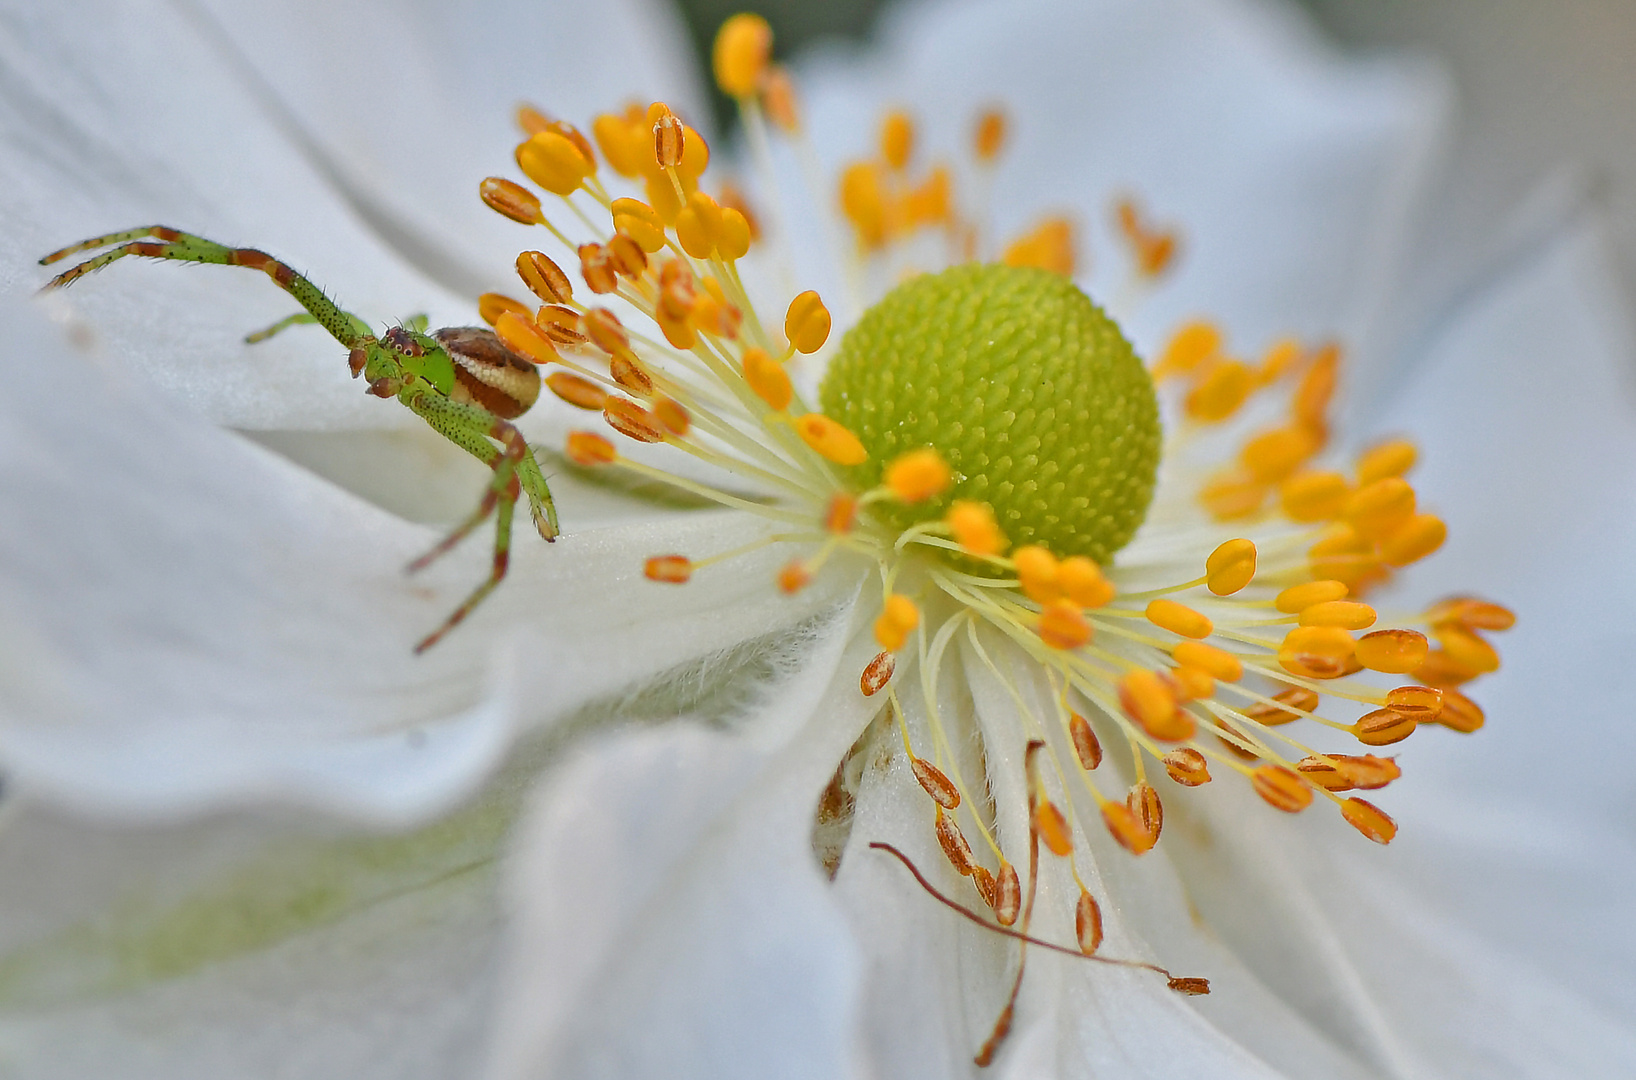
[406,393,533,653]
[402,313,429,333]
[40,226,373,348]
[245,312,319,343]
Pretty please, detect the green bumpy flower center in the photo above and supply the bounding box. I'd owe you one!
[818,263,1161,565]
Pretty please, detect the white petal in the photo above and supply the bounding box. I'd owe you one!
[487,616,879,1080]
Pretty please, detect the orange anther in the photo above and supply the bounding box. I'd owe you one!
[644,554,692,583]
[592,113,646,178]
[880,110,915,171]
[1245,686,1320,726]
[1255,337,1303,385]
[479,176,544,225]
[912,757,960,809]
[1295,756,1350,791]
[971,865,997,908]
[515,131,592,196]
[516,250,574,305]
[1168,977,1212,996]
[1075,889,1103,955]
[885,448,952,503]
[1280,470,1351,522]
[774,561,812,594]
[577,243,618,295]
[611,197,667,252]
[1163,747,1211,786]
[1119,670,1191,741]
[1437,688,1485,733]
[1146,599,1213,639]
[1275,579,1349,614]
[1128,782,1164,847]
[1345,477,1416,540]
[478,292,531,327]
[607,233,649,279]
[1035,798,1073,856]
[1354,707,1415,746]
[1293,342,1338,427]
[785,290,832,354]
[762,64,801,132]
[1412,648,1482,689]
[658,309,697,350]
[860,650,894,697]
[1251,765,1312,812]
[1381,513,1447,567]
[1114,197,1179,278]
[515,104,552,136]
[1038,599,1092,650]
[535,304,587,347]
[948,501,1006,557]
[839,162,886,248]
[1386,685,1443,722]
[1357,439,1418,484]
[992,861,1021,925]
[713,12,772,98]
[652,397,690,436]
[1242,424,1321,483]
[1013,545,1060,603]
[1278,625,1356,680]
[1154,320,1222,381]
[1199,472,1268,520]
[1435,625,1500,674]
[1102,800,1154,855]
[583,307,631,355]
[609,355,654,398]
[545,371,608,411]
[1299,752,1402,792]
[1299,600,1377,630]
[1185,360,1254,422]
[874,593,920,651]
[974,107,1007,163]
[741,347,792,412]
[651,104,685,169]
[494,311,560,366]
[1002,217,1075,277]
[1058,556,1114,608]
[603,398,666,443]
[1356,628,1429,674]
[1205,537,1257,595]
[795,413,867,465]
[825,493,858,534]
[1427,596,1516,633]
[565,430,616,466]
[1172,640,1243,681]
[1166,665,1215,702]
[934,808,976,875]
[1341,797,1396,844]
[1069,712,1102,770]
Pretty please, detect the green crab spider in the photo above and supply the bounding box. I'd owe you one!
[41,225,560,653]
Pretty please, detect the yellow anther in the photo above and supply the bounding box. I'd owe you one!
[644,555,693,584]
[794,413,868,465]
[1185,361,1254,422]
[778,560,812,594]
[1119,670,1190,741]
[1114,196,1179,278]
[884,448,952,503]
[653,397,690,437]
[658,308,696,350]
[1428,596,1516,633]
[535,304,586,347]
[1356,628,1430,674]
[1251,765,1313,813]
[1438,687,1486,733]
[1167,664,1215,702]
[607,234,649,280]
[479,176,544,225]
[677,124,709,180]
[1357,439,1418,484]
[1274,579,1349,614]
[742,347,792,412]
[1341,797,1396,844]
[904,166,951,228]
[592,113,647,178]
[515,132,593,196]
[1278,469,1349,523]
[544,371,608,411]
[713,12,772,98]
[494,311,560,366]
[1038,599,1092,650]
[948,500,1006,557]
[1012,545,1060,604]
[1058,556,1114,608]
[1204,538,1256,595]
[762,65,801,132]
[1436,625,1500,674]
[1145,599,1213,639]
[717,207,752,260]
[477,292,531,327]
[1345,477,1416,540]
[1001,217,1075,277]
[1278,625,1356,680]
[1163,748,1211,787]
[717,183,761,242]
[824,492,858,534]
[1101,799,1155,856]
[583,307,630,357]
[1293,344,1339,428]
[1381,513,1447,567]
[973,107,1007,162]
[566,430,617,466]
[1035,798,1074,856]
[1199,472,1267,520]
[1172,640,1243,681]
[1242,424,1321,483]
[675,190,724,259]
[785,290,832,354]
[1154,320,1222,381]
[839,162,886,248]
[1255,336,1302,385]
[1298,600,1377,630]
[610,197,667,252]
[880,110,915,170]
[646,169,687,222]
[1353,707,1415,746]
[516,250,573,306]
[875,593,921,651]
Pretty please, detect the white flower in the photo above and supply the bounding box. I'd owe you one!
[0,1,1632,1078]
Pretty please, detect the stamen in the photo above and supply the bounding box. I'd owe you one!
[712,12,772,99]
[1250,765,1313,812]
[1145,599,1213,639]
[1074,888,1103,954]
[875,593,921,651]
[784,290,833,354]
[1069,712,1104,769]
[911,757,961,809]
[1356,628,1429,673]
[1353,707,1416,746]
[643,555,692,583]
[515,131,594,196]
[478,292,531,326]
[1357,438,1418,483]
[1275,579,1349,614]
[860,650,895,696]
[1204,538,1257,595]
[794,413,868,464]
[884,448,953,503]
[480,176,545,225]
[1340,797,1397,844]
[1163,747,1211,786]
[948,501,1007,556]
[516,250,574,305]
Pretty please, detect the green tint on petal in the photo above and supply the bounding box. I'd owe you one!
[819,264,1161,564]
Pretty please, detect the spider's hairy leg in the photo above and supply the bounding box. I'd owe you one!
[405,392,545,653]
[40,226,372,348]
